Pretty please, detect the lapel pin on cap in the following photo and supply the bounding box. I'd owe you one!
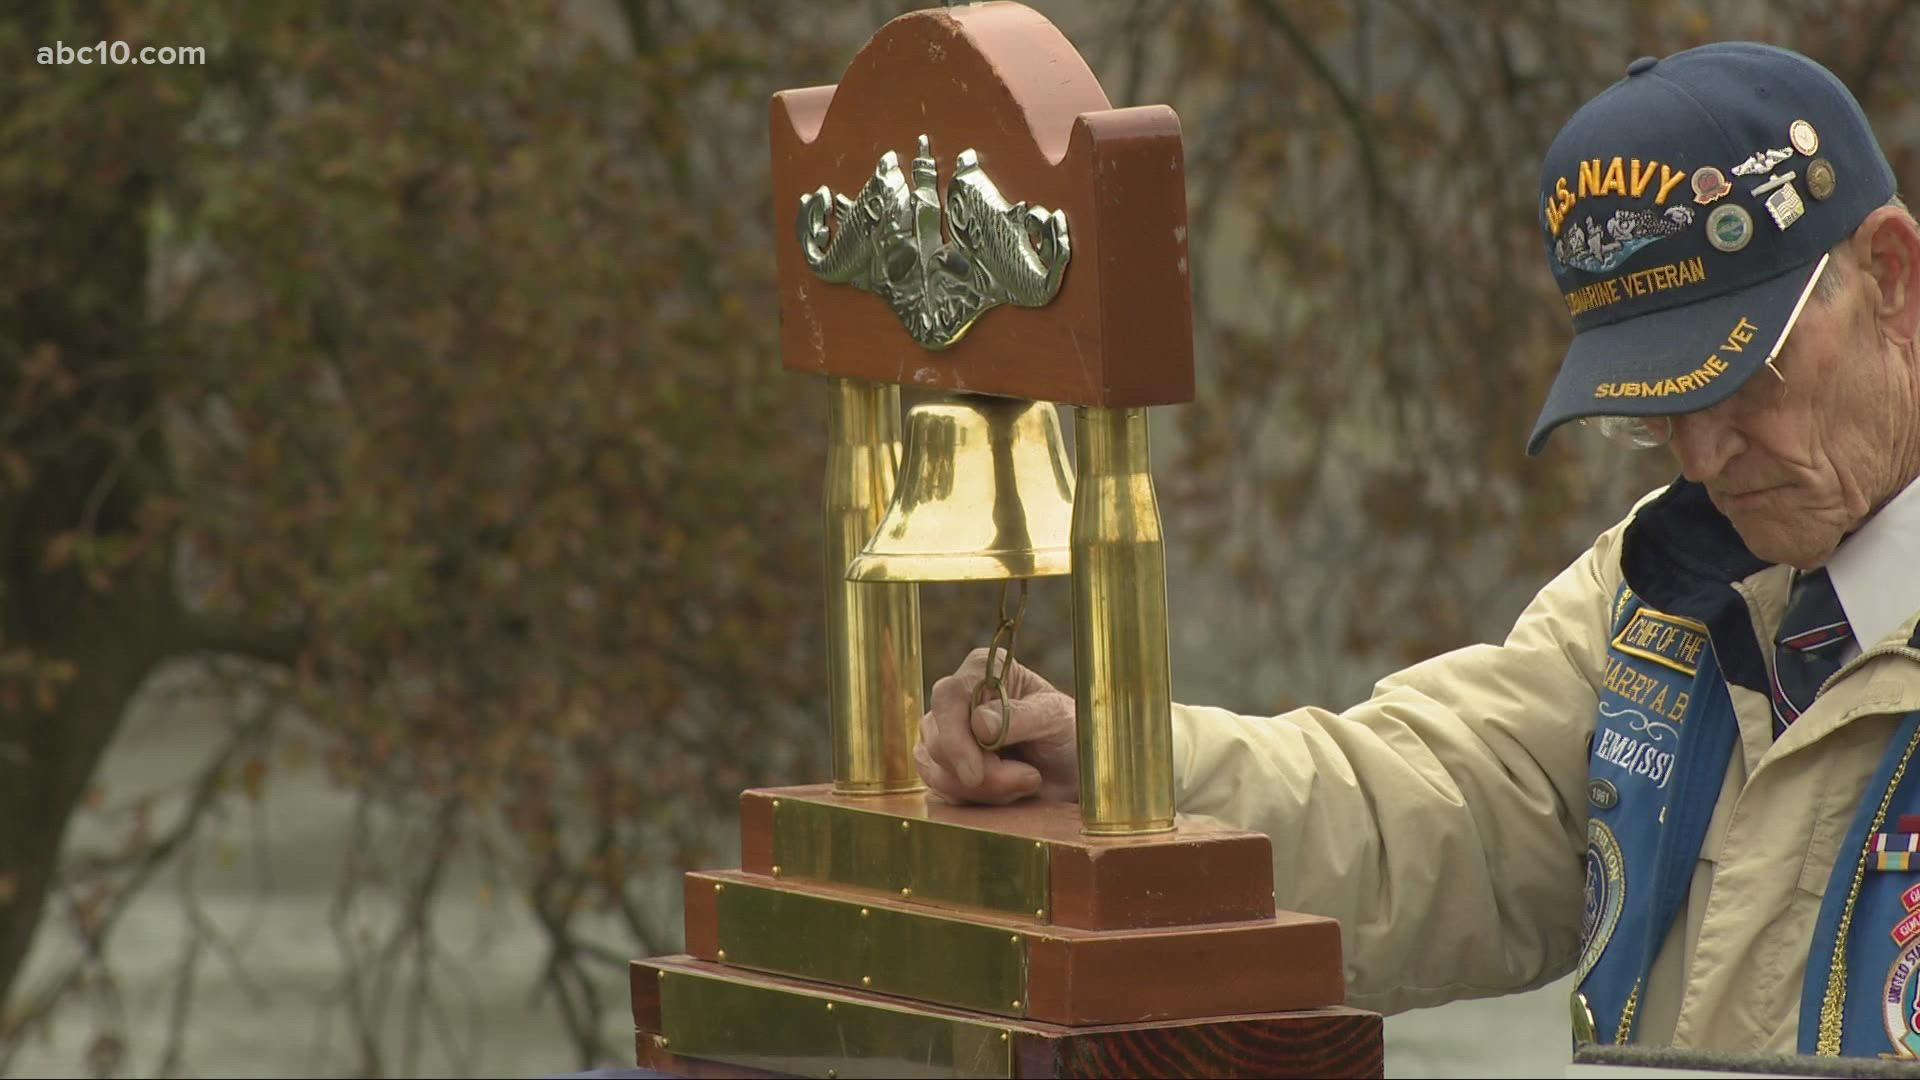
[1763,181,1806,230]
[1691,166,1732,205]
[1706,203,1755,251]
[1790,119,1820,156]
[1733,147,1793,176]
[1807,158,1837,200]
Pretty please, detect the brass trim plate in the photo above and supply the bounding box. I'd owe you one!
[659,966,1013,1079]
[770,798,1049,918]
[716,876,1028,1016]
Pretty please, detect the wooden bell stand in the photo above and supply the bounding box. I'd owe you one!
[629,3,1384,1076]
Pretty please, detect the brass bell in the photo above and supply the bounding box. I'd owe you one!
[846,392,1075,582]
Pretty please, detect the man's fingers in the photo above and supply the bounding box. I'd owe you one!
[929,663,996,787]
[916,742,1040,806]
[974,755,1043,804]
[914,742,967,801]
[969,692,1069,752]
[921,648,1069,806]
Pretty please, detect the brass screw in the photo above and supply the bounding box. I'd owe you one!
[1009,935,1020,945]
[1034,908,1045,919]
[860,908,870,918]
[717,949,727,962]
[827,1071,838,1080]
[1034,841,1043,850]
[861,975,872,987]
[900,887,912,898]
[714,883,724,894]
[772,865,782,878]
[658,1036,671,1049]
[900,820,910,832]
[1000,1033,1009,1042]
[826,1002,835,1012]
[1011,999,1022,1010]
[656,971,665,981]
[771,799,780,809]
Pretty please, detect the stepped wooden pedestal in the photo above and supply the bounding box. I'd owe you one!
[629,786,1383,1078]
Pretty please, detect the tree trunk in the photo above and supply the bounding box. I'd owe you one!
[0,550,176,1014]
[0,38,181,1008]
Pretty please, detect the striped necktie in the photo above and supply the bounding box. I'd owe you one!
[1770,566,1853,738]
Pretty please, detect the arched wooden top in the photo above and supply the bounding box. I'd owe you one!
[783,3,1111,169]
[770,1,1194,408]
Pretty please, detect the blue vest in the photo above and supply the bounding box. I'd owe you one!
[1575,584,1739,1043]
[1573,481,1920,1056]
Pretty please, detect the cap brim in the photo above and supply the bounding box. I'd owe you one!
[1526,256,1826,456]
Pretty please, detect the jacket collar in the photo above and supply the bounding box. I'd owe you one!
[1621,478,1920,694]
[1621,479,1771,695]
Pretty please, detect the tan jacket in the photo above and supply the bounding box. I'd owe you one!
[1168,487,1920,1051]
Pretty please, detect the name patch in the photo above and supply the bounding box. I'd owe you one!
[1601,657,1691,721]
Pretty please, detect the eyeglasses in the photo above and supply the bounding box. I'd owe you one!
[1580,253,1827,451]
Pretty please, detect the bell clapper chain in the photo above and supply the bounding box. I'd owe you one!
[971,579,1029,751]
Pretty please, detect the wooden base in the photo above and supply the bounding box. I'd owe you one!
[634,956,1382,1079]
[683,868,1343,1025]
[635,786,1382,1078]
[739,785,1279,930]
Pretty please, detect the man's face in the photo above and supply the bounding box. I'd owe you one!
[1665,254,1916,568]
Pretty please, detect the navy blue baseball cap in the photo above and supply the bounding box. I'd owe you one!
[1527,42,1897,456]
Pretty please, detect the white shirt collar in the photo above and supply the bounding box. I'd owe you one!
[1827,474,1920,649]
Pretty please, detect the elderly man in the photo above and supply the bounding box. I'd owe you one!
[915,41,1920,1057]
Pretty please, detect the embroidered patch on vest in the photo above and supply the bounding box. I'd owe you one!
[1593,700,1679,788]
[1894,909,1920,947]
[1577,820,1627,984]
[1610,607,1710,676]
[1885,939,1920,1058]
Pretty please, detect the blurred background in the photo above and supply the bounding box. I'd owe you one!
[3,0,1918,1076]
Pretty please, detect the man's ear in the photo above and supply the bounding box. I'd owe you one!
[1855,204,1920,344]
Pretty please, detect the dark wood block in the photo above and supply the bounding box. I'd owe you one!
[1022,913,1342,1025]
[1046,824,1274,931]
[737,785,1276,931]
[681,869,1342,1025]
[632,955,1381,1079]
[1013,1009,1382,1079]
[769,3,1194,407]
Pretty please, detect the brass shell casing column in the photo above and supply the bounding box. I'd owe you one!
[825,378,925,794]
[1070,406,1175,834]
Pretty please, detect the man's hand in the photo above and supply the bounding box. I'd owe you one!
[914,647,1080,805]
